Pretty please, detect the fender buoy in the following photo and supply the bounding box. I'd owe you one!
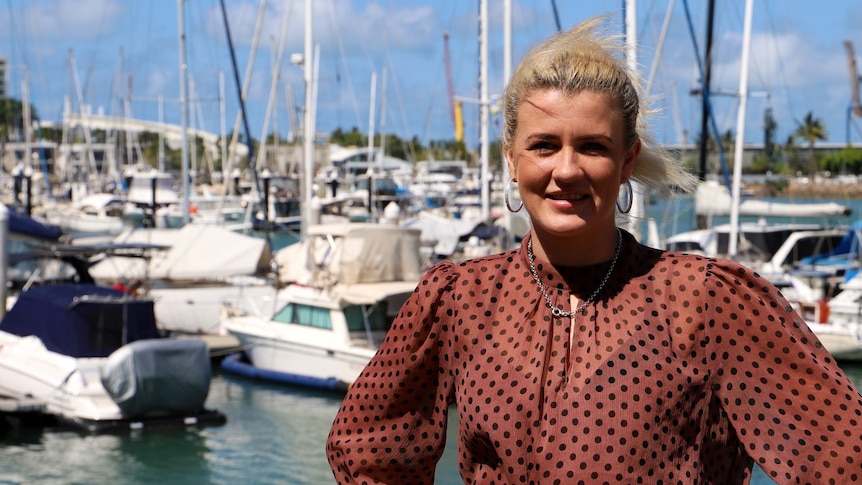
[817,299,830,324]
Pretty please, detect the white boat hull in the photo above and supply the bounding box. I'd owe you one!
[226,318,375,388]
[807,319,862,361]
[0,332,124,421]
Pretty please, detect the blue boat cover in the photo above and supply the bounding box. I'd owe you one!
[801,220,862,266]
[0,284,159,358]
[7,206,62,240]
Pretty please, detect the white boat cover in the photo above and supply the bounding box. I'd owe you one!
[89,225,272,282]
[126,172,180,206]
[401,211,487,256]
[694,181,851,217]
[275,223,423,286]
[100,338,211,417]
[330,281,421,306]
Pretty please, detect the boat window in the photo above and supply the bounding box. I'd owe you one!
[105,201,125,217]
[343,302,388,332]
[273,303,331,330]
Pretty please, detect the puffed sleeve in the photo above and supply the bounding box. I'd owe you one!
[326,261,460,484]
[705,259,862,483]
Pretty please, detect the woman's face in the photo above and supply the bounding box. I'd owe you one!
[506,89,638,241]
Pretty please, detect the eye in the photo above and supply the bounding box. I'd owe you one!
[580,142,609,154]
[528,140,557,154]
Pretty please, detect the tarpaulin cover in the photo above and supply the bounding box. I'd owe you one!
[101,338,211,417]
[0,284,159,358]
[7,206,62,240]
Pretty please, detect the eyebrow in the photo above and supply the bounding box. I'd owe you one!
[522,133,614,144]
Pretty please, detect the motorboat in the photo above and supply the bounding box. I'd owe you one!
[0,283,226,432]
[803,316,862,362]
[221,223,422,391]
[39,193,144,236]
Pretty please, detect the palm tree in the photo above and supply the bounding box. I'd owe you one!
[793,111,827,177]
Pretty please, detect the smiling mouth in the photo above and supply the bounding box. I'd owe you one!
[547,193,588,201]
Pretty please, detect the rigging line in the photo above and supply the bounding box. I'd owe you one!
[324,1,363,133]
[762,0,798,129]
[220,0,266,202]
[550,0,562,32]
[375,6,414,160]
[219,0,261,200]
[681,0,731,190]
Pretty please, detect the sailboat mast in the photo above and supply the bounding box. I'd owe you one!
[728,0,754,258]
[697,0,716,182]
[177,0,190,224]
[301,0,315,238]
[623,0,643,241]
[479,0,490,221]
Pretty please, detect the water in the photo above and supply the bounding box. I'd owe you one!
[4,196,862,484]
[645,194,862,241]
[2,364,861,484]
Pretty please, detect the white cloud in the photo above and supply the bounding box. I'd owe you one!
[23,0,125,40]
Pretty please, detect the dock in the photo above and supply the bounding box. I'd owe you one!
[173,333,243,361]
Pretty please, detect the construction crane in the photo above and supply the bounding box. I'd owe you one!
[443,31,464,142]
[846,40,862,118]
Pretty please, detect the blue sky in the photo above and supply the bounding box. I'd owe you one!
[2,0,862,155]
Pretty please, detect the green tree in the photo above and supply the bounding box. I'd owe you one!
[329,126,366,147]
[793,111,827,177]
[763,107,777,159]
[821,148,862,175]
[0,97,38,141]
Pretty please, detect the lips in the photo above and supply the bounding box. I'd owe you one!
[547,193,588,201]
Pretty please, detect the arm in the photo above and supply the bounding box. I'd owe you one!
[707,260,862,483]
[326,261,459,484]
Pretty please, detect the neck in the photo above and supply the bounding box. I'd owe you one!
[531,227,621,267]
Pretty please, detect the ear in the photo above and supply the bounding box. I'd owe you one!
[621,139,641,180]
[505,148,516,181]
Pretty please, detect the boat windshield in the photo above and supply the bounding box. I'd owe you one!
[273,303,332,329]
[344,302,388,333]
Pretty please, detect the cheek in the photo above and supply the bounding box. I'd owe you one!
[516,154,556,174]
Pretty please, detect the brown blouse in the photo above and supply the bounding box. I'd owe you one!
[326,230,862,484]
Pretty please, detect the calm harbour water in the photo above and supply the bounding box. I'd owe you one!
[2,365,862,485]
[4,195,862,484]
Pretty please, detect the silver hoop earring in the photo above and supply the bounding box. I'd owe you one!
[616,179,633,214]
[504,179,523,213]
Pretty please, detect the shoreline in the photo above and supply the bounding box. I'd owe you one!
[746,181,862,199]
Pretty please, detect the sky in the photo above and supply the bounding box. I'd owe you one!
[2,0,862,157]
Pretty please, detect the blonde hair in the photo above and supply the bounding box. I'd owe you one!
[502,16,696,192]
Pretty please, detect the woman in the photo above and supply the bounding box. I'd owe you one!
[327,17,862,484]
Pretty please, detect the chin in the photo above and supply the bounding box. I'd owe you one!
[534,220,591,237]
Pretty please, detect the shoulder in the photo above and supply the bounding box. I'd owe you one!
[631,247,775,299]
[419,249,523,289]
[647,248,758,278]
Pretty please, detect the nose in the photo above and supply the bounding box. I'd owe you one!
[551,147,584,182]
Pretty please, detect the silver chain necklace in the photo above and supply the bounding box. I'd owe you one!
[527,227,622,318]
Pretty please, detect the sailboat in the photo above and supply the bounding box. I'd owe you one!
[662,0,850,262]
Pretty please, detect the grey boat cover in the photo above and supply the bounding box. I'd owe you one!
[100,338,212,417]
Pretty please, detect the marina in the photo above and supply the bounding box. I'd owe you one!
[0,0,861,481]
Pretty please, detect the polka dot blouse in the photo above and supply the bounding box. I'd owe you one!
[327,230,862,484]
